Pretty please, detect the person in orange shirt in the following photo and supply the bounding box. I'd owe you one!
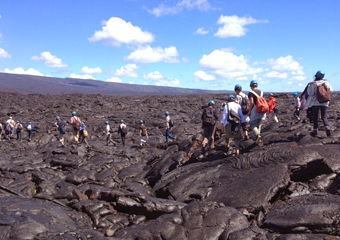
[267,93,278,123]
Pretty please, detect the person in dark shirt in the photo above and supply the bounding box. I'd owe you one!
[139,120,149,146]
[201,100,219,149]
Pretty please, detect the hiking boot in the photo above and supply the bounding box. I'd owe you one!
[326,128,331,137]
[311,130,318,137]
[256,136,262,145]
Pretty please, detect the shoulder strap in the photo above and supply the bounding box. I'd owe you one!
[249,90,259,98]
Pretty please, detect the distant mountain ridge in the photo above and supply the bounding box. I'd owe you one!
[0,72,232,96]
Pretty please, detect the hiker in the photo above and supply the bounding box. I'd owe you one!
[78,122,88,144]
[293,92,301,121]
[118,120,127,146]
[139,120,149,146]
[201,100,219,149]
[234,84,251,140]
[165,111,175,142]
[219,102,226,114]
[221,95,243,155]
[306,70,333,137]
[6,117,15,135]
[69,111,81,143]
[267,93,279,123]
[105,121,115,146]
[248,80,267,146]
[26,122,33,141]
[55,116,66,146]
[4,123,11,140]
[15,120,23,141]
[0,123,2,141]
[301,83,313,123]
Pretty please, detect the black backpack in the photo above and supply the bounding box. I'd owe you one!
[169,118,174,128]
[121,125,127,134]
[72,118,81,131]
[240,95,250,115]
[58,120,66,134]
[203,107,216,126]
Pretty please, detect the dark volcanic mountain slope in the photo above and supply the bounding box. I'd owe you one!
[1,91,340,239]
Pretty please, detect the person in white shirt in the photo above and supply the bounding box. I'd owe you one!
[293,92,301,121]
[6,117,15,135]
[165,111,175,142]
[15,120,23,141]
[118,120,127,146]
[221,95,244,155]
[105,121,115,146]
[234,84,250,140]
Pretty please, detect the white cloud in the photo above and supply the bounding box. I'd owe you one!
[70,73,95,80]
[0,47,10,58]
[287,82,293,85]
[31,52,68,68]
[199,50,265,79]
[195,27,209,35]
[292,75,307,81]
[155,79,181,86]
[194,70,216,81]
[220,47,236,52]
[298,83,304,87]
[182,57,190,63]
[236,76,248,81]
[143,71,164,80]
[2,67,43,76]
[126,46,179,63]
[88,17,154,46]
[79,67,102,74]
[211,81,228,88]
[291,69,305,75]
[264,71,288,79]
[265,55,303,72]
[129,81,138,84]
[106,77,122,83]
[215,15,268,38]
[147,0,211,17]
[114,63,139,78]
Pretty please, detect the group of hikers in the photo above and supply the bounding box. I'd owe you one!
[0,71,333,153]
[200,70,333,155]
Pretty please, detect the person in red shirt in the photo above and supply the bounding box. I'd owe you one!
[267,93,278,123]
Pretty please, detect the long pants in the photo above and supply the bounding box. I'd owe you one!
[307,108,313,123]
[106,134,114,145]
[58,132,65,143]
[267,112,278,123]
[16,130,22,140]
[226,138,240,150]
[79,133,88,144]
[294,108,300,120]
[202,125,215,148]
[312,106,329,130]
[72,129,79,142]
[250,119,263,138]
[27,130,32,140]
[165,128,175,142]
[120,133,126,146]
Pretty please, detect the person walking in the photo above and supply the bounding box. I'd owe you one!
[139,120,149,146]
[234,84,251,140]
[15,120,23,141]
[165,111,175,142]
[248,80,266,146]
[293,92,301,121]
[221,95,244,155]
[118,120,127,146]
[0,123,3,141]
[78,122,88,144]
[201,100,219,149]
[105,121,115,146]
[69,111,81,143]
[55,116,66,147]
[26,122,33,141]
[6,117,15,135]
[306,70,333,137]
[267,93,279,123]
[301,83,313,123]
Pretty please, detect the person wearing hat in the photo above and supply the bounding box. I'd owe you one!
[6,117,15,135]
[221,95,243,155]
[307,70,333,137]
[15,120,23,141]
[164,111,175,142]
[69,111,81,143]
[267,93,279,123]
[78,122,88,144]
[139,120,149,146]
[248,80,266,146]
[26,122,34,141]
[234,84,251,140]
[201,100,219,149]
[293,92,301,121]
[55,116,66,146]
[105,121,115,146]
[118,120,127,146]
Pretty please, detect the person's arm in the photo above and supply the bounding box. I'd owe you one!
[139,128,142,137]
[248,97,254,116]
[214,109,219,121]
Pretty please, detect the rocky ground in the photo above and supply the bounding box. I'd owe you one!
[1,91,340,240]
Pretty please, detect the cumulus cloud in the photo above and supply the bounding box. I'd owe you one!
[0,47,10,58]
[106,77,122,83]
[211,81,228,88]
[291,69,305,75]
[114,63,139,78]
[128,81,138,84]
[292,75,307,81]
[194,70,216,81]
[88,17,154,46]
[31,52,68,68]
[147,0,211,17]
[214,15,268,38]
[79,67,102,74]
[195,27,209,35]
[264,55,303,72]
[2,67,43,76]
[70,73,95,80]
[264,71,288,79]
[143,71,164,80]
[182,57,190,63]
[198,50,266,79]
[126,46,179,63]
[143,71,181,86]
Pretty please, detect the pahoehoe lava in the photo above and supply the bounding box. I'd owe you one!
[1,90,340,240]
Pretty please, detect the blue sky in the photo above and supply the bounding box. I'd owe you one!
[0,0,339,92]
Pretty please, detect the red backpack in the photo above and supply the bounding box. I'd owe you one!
[250,90,269,113]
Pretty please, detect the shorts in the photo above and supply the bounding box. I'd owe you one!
[241,122,249,132]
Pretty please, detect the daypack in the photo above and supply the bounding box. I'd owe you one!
[27,125,32,130]
[317,82,331,103]
[169,118,174,128]
[5,124,11,133]
[0,124,2,131]
[240,95,250,115]
[17,124,22,131]
[58,120,66,134]
[121,125,127,134]
[72,117,81,131]
[250,90,269,113]
[203,107,216,126]
[227,103,241,135]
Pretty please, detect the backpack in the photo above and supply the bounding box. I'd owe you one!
[203,107,216,126]
[227,103,241,135]
[316,82,331,103]
[72,117,81,131]
[58,120,66,134]
[250,90,269,114]
[169,118,174,128]
[240,94,250,115]
[5,124,11,133]
[0,124,2,131]
[17,124,22,131]
[121,125,127,134]
[27,125,32,130]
